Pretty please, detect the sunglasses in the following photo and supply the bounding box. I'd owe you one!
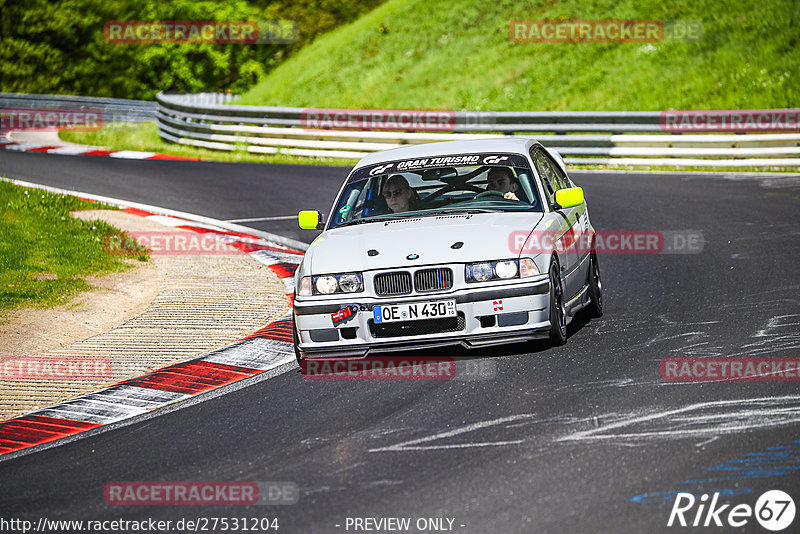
[383,189,406,198]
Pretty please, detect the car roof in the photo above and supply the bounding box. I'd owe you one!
[352,137,541,170]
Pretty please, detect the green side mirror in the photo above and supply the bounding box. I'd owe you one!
[298,210,323,230]
[554,187,584,209]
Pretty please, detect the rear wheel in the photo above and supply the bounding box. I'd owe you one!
[586,251,603,318]
[548,260,567,346]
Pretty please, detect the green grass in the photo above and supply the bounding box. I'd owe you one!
[61,0,800,171]
[63,0,800,170]
[59,122,359,167]
[238,0,799,111]
[0,180,148,315]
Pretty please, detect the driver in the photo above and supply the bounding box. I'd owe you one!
[486,167,520,201]
[382,174,417,213]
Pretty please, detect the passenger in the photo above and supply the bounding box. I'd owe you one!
[382,174,417,213]
[486,167,520,201]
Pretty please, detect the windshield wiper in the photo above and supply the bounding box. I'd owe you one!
[419,208,501,217]
[336,218,382,228]
[336,214,407,228]
[336,209,498,228]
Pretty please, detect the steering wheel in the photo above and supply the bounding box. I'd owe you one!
[417,185,484,207]
[475,190,506,199]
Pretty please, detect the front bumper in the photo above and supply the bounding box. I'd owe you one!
[293,278,551,358]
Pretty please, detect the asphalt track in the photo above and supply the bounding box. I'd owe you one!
[1,150,800,533]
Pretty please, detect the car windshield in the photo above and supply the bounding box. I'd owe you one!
[328,152,542,229]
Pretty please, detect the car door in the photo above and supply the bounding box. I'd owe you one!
[530,147,586,300]
[546,151,591,297]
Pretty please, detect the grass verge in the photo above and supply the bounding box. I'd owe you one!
[0,180,148,315]
[59,122,359,167]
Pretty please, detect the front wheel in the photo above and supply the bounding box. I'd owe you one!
[292,314,303,365]
[548,261,567,346]
[586,251,603,318]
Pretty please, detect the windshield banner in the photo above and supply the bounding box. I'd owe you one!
[351,153,530,183]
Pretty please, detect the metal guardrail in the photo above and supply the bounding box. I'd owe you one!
[6,92,797,167]
[156,92,672,132]
[154,93,800,167]
[1,92,156,123]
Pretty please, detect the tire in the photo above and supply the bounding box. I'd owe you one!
[586,251,603,318]
[548,260,567,346]
[292,314,303,365]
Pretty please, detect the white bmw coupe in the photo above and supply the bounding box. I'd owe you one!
[293,138,602,361]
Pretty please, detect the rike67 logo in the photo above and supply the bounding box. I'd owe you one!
[668,490,795,531]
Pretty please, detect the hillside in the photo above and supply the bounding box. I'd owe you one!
[238,0,799,111]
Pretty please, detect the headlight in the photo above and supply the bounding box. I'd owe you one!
[315,275,338,294]
[466,259,540,283]
[494,260,518,279]
[468,262,493,282]
[298,276,313,296]
[303,273,364,295]
[338,273,362,293]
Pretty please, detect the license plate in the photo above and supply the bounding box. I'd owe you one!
[373,300,456,323]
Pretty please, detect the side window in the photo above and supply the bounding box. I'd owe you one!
[530,147,560,203]
[543,151,569,190]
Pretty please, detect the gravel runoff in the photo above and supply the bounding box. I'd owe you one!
[0,210,290,421]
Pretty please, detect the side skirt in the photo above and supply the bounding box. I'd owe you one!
[565,284,590,323]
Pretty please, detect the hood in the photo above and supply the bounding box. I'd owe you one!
[305,212,544,274]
